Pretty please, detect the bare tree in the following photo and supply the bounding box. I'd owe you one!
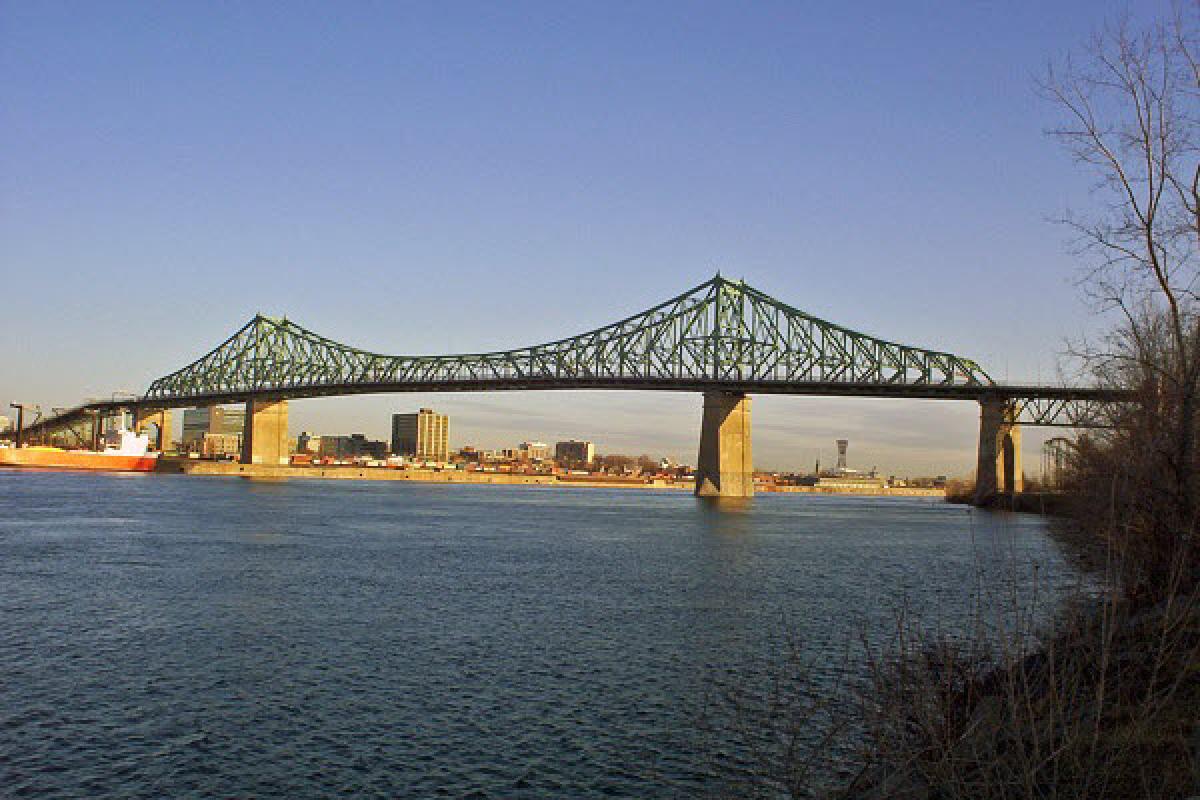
[1041,7,1200,544]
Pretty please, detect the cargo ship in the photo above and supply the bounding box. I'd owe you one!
[0,430,160,473]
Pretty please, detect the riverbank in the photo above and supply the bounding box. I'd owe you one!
[157,459,946,497]
[161,458,680,489]
[848,593,1200,800]
[945,489,1074,515]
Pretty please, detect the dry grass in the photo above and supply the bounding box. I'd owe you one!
[844,587,1200,799]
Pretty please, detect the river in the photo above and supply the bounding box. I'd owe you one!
[0,471,1072,798]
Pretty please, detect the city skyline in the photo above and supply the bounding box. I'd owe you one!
[2,1,1167,474]
[164,399,938,478]
[153,398,971,477]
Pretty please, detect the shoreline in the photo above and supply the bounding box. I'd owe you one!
[155,458,946,497]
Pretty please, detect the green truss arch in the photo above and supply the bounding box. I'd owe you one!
[143,275,993,404]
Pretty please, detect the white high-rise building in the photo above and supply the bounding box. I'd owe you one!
[391,409,449,461]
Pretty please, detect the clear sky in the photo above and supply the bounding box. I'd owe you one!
[0,1,1164,475]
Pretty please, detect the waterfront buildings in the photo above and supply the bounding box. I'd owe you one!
[391,409,449,461]
[519,441,550,461]
[554,439,595,465]
[816,473,887,490]
[200,433,242,458]
[181,406,245,452]
[318,433,388,460]
[815,437,885,489]
[297,432,320,454]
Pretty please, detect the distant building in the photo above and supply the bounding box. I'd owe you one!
[297,432,320,454]
[391,409,449,461]
[0,416,11,434]
[98,410,134,437]
[520,441,550,461]
[181,410,206,446]
[555,440,595,465]
[201,433,242,458]
[455,446,482,463]
[319,434,388,460]
[182,406,246,452]
[836,439,849,472]
[817,474,886,490]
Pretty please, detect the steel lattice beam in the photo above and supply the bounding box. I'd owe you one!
[16,275,1137,440]
[142,275,995,405]
[1010,396,1137,428]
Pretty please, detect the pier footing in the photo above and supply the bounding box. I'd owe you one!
[974,398,1022,505]
[695,391,753,498]
[241,399,289,465]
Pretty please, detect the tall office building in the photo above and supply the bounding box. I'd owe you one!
[555,440,595,465]
[391,409,449,461]
[182,406,246,451]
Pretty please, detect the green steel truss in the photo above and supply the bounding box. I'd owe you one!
[144,275,993,403]
[1011,395,1136,428]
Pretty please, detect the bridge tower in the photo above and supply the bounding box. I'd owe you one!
[695,391,754,497]
[241,399,289,465]
[133,409,173,452]
[975,398,1022,504]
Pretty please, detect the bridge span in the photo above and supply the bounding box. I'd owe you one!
[12,275,1130,503]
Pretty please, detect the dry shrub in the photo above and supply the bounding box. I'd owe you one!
[849,586,1200,800]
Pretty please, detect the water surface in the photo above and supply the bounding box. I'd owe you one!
[0,472,1069,797]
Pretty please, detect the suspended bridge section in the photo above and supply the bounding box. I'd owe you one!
[11,275,1132,501]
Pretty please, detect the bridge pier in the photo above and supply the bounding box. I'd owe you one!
[975,398,1022,504]
[695,391,754,498]
[241,399,289,465]
[133,409,173,452]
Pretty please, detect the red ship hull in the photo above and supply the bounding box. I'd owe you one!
[0,447,159,472]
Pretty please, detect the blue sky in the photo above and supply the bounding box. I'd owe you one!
[0,2,1163,474]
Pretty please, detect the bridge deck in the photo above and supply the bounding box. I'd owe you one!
[12,381,1132,440]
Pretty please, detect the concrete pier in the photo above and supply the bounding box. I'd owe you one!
[694,390,753,498]
[241,399,289,465]
[974,398,1022,504]
[133,409,173,452]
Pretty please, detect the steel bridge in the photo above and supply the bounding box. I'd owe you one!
[11,275,1131,501]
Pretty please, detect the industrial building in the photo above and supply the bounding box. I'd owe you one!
[817,438,885,489]
[318,433,388,460]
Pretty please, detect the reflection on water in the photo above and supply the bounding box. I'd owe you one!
[695,494,754,517]
[0,473,1071,798]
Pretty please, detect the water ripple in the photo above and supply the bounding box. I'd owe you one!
[0,473,1070,797]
